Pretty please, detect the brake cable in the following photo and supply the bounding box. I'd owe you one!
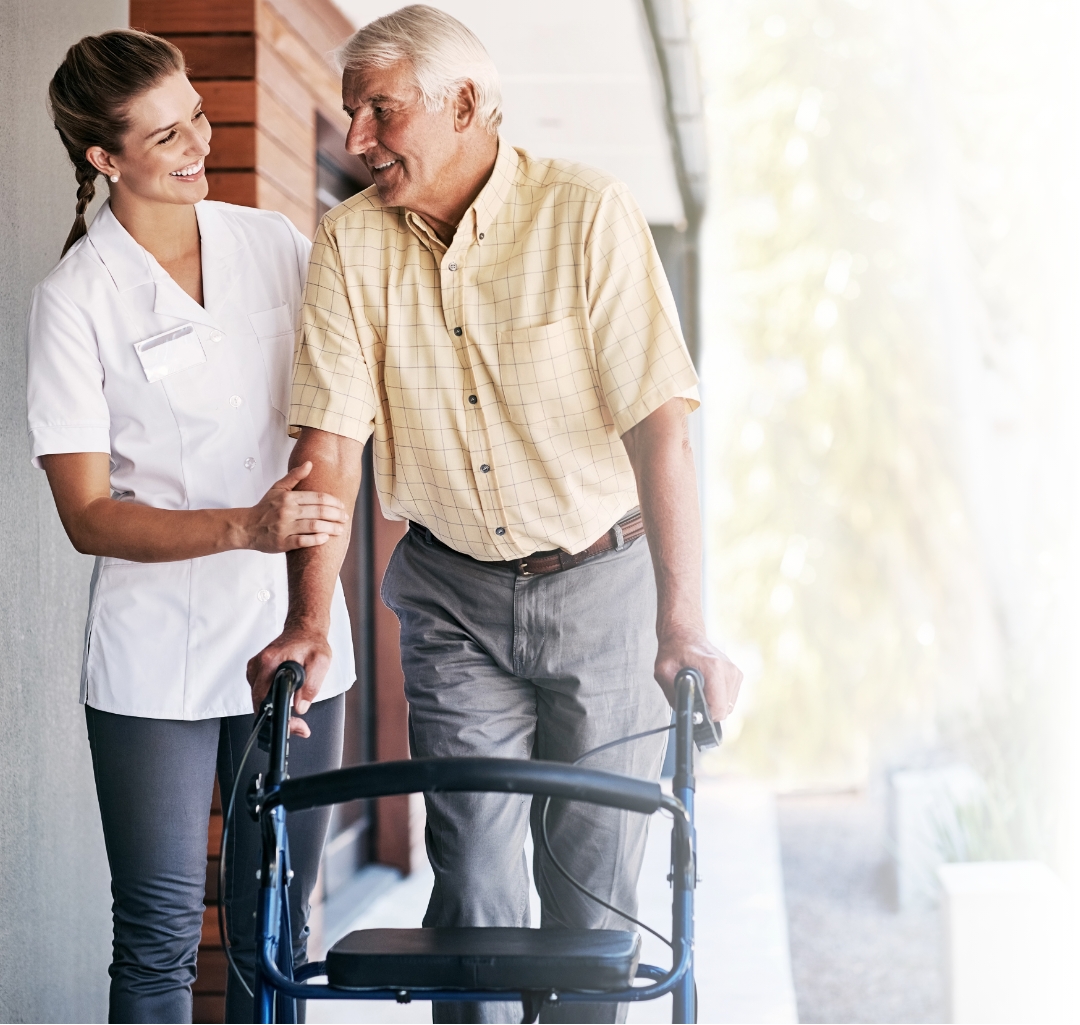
[217,704,271,999]
[538,722,677,947]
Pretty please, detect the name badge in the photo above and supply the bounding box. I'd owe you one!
[133,324,207,383]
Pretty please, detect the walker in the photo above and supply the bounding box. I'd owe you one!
[238,663,717,1024]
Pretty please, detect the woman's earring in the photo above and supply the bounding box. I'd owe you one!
[109,174,119,183]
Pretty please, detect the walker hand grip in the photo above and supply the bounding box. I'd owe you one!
[261,661,305,782]
[674,667,723,751]
[257,660,305,753]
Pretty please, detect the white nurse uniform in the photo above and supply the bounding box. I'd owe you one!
[25,200,354,719]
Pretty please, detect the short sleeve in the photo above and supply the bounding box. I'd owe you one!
[276,211,313,292]
[289,219,378,444]
[25,281,111,468]
[585,183,700,435]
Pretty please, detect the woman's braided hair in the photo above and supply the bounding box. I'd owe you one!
[48,30,186,257]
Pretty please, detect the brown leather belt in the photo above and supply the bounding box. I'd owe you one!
[408,510,645,577]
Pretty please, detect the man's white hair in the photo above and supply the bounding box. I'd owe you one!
[336,5,502,136]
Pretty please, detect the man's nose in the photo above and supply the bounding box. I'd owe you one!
[345,111,376,156]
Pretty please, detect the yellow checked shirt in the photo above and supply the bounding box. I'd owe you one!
[290,142,699,561]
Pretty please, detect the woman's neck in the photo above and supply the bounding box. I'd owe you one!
[109,192,200,264]
[109,192,203,304]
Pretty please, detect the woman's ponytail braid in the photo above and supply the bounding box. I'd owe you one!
[61,159,99,258]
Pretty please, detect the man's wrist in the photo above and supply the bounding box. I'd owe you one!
[284,611,331,636]
[656,605,707,642]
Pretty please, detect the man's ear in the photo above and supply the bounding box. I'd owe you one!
[452,80,481,132]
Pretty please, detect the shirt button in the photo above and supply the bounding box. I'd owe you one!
[448,262,458,272]
[230,395,243,408]
[478,232,485,240]
[468,395,478,404]
[257,589,271,603]
[454,327,463,336]
[495,526,506,536]
[480,464,490,473]
[209,330,223,342]
[244,457,256,470]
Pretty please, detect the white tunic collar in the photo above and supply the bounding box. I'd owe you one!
[86,200,244,329]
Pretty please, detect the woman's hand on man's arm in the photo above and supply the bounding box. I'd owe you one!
[40,452,348,563]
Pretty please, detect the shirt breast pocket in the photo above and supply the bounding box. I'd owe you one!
[249,304,296,417]
[133,324,206,383]
[495,316,603,436]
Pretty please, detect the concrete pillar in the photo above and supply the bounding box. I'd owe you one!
[888,764,983,909]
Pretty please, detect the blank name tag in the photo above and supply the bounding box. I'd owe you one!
[133,324,207,383]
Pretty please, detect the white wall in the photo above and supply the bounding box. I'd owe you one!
[0,1,126,1020]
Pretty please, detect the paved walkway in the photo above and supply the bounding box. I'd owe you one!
[777,791,944,1023]
[309,778,797,1024]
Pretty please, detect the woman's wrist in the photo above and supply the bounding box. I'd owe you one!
[221,507,254,552]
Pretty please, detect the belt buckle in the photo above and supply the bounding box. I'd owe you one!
[518,558,532,577]
[613,522,627,552]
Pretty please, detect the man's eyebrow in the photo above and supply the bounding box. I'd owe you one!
[145,97,204,140]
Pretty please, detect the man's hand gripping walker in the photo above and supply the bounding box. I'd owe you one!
[242,662,720,1024]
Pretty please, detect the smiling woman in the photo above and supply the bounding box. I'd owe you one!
[28,28,357,1025]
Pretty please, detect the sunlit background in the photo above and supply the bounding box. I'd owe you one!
[697,0,1080,848]
[689,3,1080,1017]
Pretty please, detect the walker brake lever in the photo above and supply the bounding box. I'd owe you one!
[692,677,723,751]
[256,692,274,753]
[246,772,264,822]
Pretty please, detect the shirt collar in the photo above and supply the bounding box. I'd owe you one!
[85,200,243,327]
[86,201,155,293]
[403,138,518,253]
[470,138,517,242]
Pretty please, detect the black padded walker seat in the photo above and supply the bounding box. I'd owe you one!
[326,927,641,992]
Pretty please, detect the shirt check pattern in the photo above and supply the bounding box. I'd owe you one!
[291,142,700,560]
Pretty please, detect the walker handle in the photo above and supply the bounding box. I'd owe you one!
[261,661,304,786]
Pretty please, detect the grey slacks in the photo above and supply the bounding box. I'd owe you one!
[85,695,344,1023]
[382,528,670,1024]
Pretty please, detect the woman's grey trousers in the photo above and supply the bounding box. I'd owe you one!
[85,694,344,1023]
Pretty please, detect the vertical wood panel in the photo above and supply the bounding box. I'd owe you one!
[163,34,256,79]
[205,170,257,206]
[199,80,256,125]
[130,0,254,33]
[255,172,314,238]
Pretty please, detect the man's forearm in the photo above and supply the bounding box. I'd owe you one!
[623,399,704,634]
[622,397,743,720]
[283,428,365,633]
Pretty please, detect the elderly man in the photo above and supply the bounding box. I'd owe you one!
[250,5,741,1022]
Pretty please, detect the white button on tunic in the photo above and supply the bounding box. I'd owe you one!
[25,201,355,720]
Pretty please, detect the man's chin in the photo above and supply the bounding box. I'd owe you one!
[371,165,411,206]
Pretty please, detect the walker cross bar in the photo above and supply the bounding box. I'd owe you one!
[249,661,706,1023]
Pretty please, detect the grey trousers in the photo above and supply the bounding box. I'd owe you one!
[382,528,670,1024]
[85,695,344,1023]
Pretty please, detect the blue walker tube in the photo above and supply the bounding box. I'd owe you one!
[671,669,699,1024]
[254,663,303,1025]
